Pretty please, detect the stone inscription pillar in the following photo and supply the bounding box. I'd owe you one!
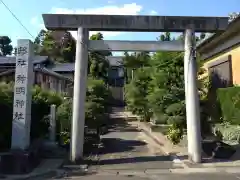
[11,39,34,150]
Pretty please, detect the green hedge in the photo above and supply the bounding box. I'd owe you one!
[217,86,240,125]
[0,82,63,150]
[0,78,111,150]
[56,78,111,144]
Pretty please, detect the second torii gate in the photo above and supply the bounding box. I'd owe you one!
[42,14,228,163]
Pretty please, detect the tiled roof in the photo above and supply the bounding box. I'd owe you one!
[0,56,49,64]
[48,63,75,72]
[35,67,73,81]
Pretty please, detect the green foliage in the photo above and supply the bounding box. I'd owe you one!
[0,83,64,150]
[154,114,168,124]
[125,67,152,120]
[56,78,111,136]
[124,32,206,143]
[34,30,76,63]
[56,99,72,133]
[165,102,185,116]
[59,132,70,145]
[0,36,13,56]
[217,87,240,125]
[213,124,240,142]
[88,33,111,80]
[166,124,184,145]
[31,86,63,139]
[167,115,185,127]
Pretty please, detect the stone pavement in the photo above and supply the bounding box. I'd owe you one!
[88,115,183,173]
[123,110,240,171]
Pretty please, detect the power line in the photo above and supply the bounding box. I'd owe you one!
[0,0,34,39]
[0,0,109,65]
[0,0,185,70]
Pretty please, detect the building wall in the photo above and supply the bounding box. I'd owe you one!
[109,86,124,106]
[35,72,69,93]
[58,72,74,80]
[203,44,240,84]
[0,71,70,93]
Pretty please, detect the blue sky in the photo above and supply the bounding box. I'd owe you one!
[0,0,239,48]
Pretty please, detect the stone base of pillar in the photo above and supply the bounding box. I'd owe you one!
[0,149,41,174]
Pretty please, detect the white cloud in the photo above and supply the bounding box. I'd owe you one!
[50,3,143,39]
[149,10,158,15]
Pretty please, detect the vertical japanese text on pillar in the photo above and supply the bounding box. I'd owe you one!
[13,46,28,121]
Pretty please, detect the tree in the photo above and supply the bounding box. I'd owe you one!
[34,29,47,54]
[60,31,76,63]
[34,30,76,62]
[122,51,150,83]
[124,31,210,143]
[124,32,203,121]
[88,32,111,81]
[0,36,13,56]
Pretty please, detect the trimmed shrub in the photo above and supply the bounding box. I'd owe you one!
[165,102,185,116]
[0,83,64,150]
[56,78,111,145]
[213,124,240,142]
[217,87,240,125]
[31,86,63,140]
[166,123,184,145]
[167,115,185,127]
[154,114,168,124]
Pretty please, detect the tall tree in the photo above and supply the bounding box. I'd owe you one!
[34,30,76,62]
[88,32,111,80]
[0,36,13,56]
[34,29,47,54]
[60,31,76,63]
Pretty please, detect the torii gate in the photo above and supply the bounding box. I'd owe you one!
[42,14,228,163]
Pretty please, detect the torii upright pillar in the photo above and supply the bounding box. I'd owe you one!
[70,27,89,162]
[184,28,202,163]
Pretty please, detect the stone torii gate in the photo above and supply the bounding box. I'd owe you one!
[42,14,228,163]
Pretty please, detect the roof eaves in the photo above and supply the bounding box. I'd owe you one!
[0,67,73,82]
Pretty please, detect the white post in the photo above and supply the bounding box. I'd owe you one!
[184,28,202,163]
[184,30,193,157]
[49,104,56,142]
[70,27,89,162]
[11,39,34,150]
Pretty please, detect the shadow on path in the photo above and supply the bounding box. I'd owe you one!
[98,155,172,165]
[98,138,147,154]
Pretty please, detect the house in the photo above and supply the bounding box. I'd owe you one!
[0,56,53,72]
[107,56,124,87]
[0,54,125,98]
[0,56,73,94]
[197,15,240,88]
[47,63,75,80]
